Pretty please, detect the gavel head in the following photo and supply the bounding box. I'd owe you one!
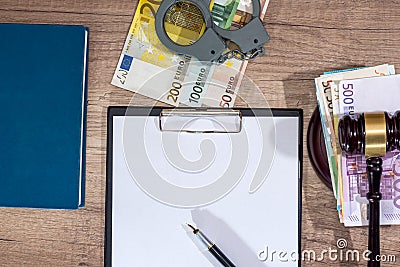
[338,111,400,157]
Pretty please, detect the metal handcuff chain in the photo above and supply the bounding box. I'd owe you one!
[155,0,269,63]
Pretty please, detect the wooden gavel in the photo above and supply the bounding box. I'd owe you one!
[338,111,400,267]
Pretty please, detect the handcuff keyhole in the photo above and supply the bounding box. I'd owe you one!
[254,39,259,44]
[211,50,216,54]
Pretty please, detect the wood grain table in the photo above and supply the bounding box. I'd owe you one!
[1,1,400,266]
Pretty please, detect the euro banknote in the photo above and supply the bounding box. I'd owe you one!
[315,75,342,200]
[338,74,400,226]
[111,0,270,107]
[330,65,394,222]
[315,68,363,211]
[315,64,395,221]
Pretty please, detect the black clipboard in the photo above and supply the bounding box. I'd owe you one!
[105,106,303,267]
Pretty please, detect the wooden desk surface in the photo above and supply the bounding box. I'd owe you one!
[1,1,400,266]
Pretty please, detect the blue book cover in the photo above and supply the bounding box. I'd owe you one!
[0,24,88,209]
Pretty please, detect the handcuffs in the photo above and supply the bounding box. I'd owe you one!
[155,0,269,63]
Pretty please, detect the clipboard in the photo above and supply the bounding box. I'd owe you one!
[105,106,303,267]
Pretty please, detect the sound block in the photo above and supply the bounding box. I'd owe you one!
[307,107,333,190]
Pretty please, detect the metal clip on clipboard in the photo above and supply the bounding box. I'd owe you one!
[159,109,242,133]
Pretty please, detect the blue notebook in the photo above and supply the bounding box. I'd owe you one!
[0,24,88,209]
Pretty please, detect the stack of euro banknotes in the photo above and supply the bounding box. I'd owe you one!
[315,64,400,226]
[112,0,270,107]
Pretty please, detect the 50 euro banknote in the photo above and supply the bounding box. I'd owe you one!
[111,0,270,107]
[338,74,400,226]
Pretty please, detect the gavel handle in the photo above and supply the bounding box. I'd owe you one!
[368,200,380,267]
[366,157,383,267]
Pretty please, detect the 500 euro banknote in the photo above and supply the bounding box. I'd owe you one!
[111,0,270,107]
[315,64,394,220]
[338,75,400,226]
[330,65,394,222]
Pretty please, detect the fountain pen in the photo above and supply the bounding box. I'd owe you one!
[187,224,236,267]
